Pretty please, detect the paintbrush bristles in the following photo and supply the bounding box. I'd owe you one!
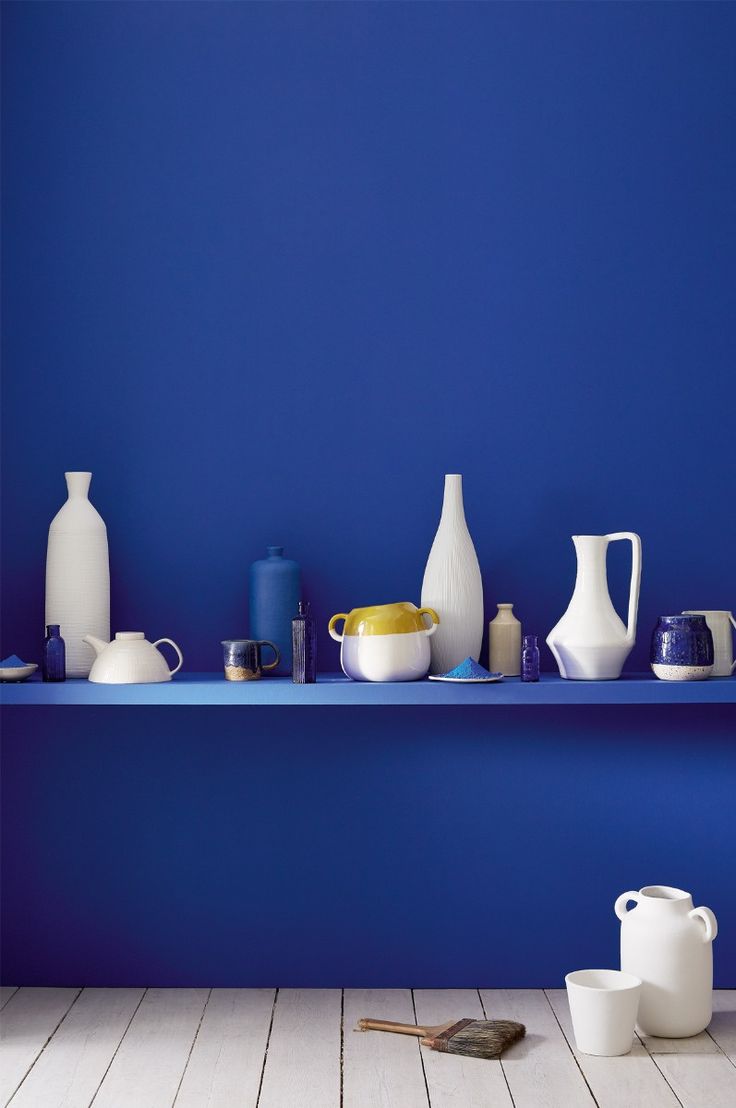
[421,1019,525,1059]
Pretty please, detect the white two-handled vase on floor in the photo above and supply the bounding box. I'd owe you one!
[547,532,642,680]
[615,885,717,1037]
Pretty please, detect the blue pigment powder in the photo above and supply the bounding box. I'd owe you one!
[0,654,28,668]
[439,656,496,679]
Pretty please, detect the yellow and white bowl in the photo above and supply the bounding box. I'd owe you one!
[328,602,439,682]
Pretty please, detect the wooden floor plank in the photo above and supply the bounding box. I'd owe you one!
[652,1053,736,1108]
[342,989,428,1108]
[9,988,144,1108]
[545,988,680,1107]
[413,989,513,1108]
[0,990,18,1012]
[174,989,275,1108]
[480,989,595,1108]
[638,1028,719,1054]
[707,991,736,1065]
[92,988,208,1108]
[258,989,341,1108]
[0,987,79,1107]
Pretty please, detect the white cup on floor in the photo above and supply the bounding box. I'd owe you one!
[565,969,642,1056]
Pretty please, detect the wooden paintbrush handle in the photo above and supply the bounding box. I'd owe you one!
[358,1018,425,1037]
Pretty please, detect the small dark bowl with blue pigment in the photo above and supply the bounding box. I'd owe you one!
[650,615,714,681]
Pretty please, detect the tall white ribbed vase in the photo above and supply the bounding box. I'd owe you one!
[45,472,110,677]
[421,474,484,674]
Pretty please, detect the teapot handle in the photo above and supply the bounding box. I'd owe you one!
[615,890,640,920]
[329,614,349,643]
[152,638,183,677]
[689,906,718,943]
[606,533,642,645]
[417,607,440,636]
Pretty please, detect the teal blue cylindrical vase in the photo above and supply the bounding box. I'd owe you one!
[248,546,301,676]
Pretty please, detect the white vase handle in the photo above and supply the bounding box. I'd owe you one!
[153,638,183,676]
[689,906,718,943]
[615,890,640,920]
[606,533,642,645]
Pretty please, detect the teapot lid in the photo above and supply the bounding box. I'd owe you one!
[115,632,145,641]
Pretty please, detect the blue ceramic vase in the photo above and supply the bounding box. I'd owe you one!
[248,546,301,676]
[650,615,714,681]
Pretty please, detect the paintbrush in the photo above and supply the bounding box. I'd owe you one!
[357,1016,525,1059]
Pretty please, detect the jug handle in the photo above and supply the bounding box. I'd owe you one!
[730,612,736,675]
[689,906,718,942]
[417,607,439,636]
[606,533,642,645]
[329,614,349,643]
[615,890,640,920]
[152,638,183,677]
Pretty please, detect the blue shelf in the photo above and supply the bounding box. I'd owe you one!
[2,672,735,706]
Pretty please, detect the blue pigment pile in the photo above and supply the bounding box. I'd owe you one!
[437,656,497,680]
[0,655,28,668]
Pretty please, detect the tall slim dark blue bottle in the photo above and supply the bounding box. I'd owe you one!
[248,546,301,676]
[43,624,66,682]
[292,601,317,683]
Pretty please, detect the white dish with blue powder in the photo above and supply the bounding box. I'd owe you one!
[428,656,503,683]
[0,654,38,682]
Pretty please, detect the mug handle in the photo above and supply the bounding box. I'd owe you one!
[152,638,183,677]
[689,906,718,943]
[417,607,440,636]
[259,641,280,671]
[730,612,736,675]
[329,614,349,642]
[615,890,640,920]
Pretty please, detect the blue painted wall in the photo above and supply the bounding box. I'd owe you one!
[2,2,735,669]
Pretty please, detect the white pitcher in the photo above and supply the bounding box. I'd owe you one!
[547,533,642,680]
[615,885,717,1037]
[682,611,736,677]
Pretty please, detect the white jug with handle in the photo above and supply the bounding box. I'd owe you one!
[682,611,736,677]
[615,885,717,1037]
[547,533,642,680]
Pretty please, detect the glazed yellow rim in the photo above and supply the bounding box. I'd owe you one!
[329,602,439,637]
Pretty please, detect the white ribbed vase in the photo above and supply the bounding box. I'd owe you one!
[45,472,110,677]
[421,474,484,674]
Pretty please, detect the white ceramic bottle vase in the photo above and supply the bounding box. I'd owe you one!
[489,603,521,676]
[45,472,110,677]
[421,474,483,675]
[547,533,642,680]
[615,885,717,1037]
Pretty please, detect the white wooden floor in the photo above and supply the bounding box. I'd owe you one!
[1,988,734,1107]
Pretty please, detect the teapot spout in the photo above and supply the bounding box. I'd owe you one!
[83,634,108,656]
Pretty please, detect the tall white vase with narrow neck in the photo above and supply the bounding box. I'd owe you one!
[421,474,484,675]
[547,533,641,680]
[45,472,110,677]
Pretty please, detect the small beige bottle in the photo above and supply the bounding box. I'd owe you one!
[489,603,522,676]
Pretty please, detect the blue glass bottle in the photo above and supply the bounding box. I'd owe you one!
[292,601,317,684]
[521,634,540,682]
[249,546,301,676]
[43,624,66,682]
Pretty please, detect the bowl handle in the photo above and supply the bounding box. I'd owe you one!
[417,607,440,636]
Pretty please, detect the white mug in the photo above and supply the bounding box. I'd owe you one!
[565,969,641,1056]
[683,611,736,677]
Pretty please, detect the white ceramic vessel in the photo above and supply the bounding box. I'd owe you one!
[329,603,438,682]
[84,632,183,684]
[682,611,736,677]
[421,474,483,675]
[547,533,641,680]
[565,969,642,1056]
[615,885,717,1037]
[46,472,110,677]
[489,603,521,676]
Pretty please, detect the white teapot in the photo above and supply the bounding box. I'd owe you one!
[83,631,183,684]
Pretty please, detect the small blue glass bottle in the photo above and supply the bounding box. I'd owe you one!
[521,634,540,682]
[292,601,316,684]
[43,624,66,682]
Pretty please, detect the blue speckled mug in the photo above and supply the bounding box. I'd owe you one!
[650,615,714,681]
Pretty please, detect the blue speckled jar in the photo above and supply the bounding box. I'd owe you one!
[650,615,714,681]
